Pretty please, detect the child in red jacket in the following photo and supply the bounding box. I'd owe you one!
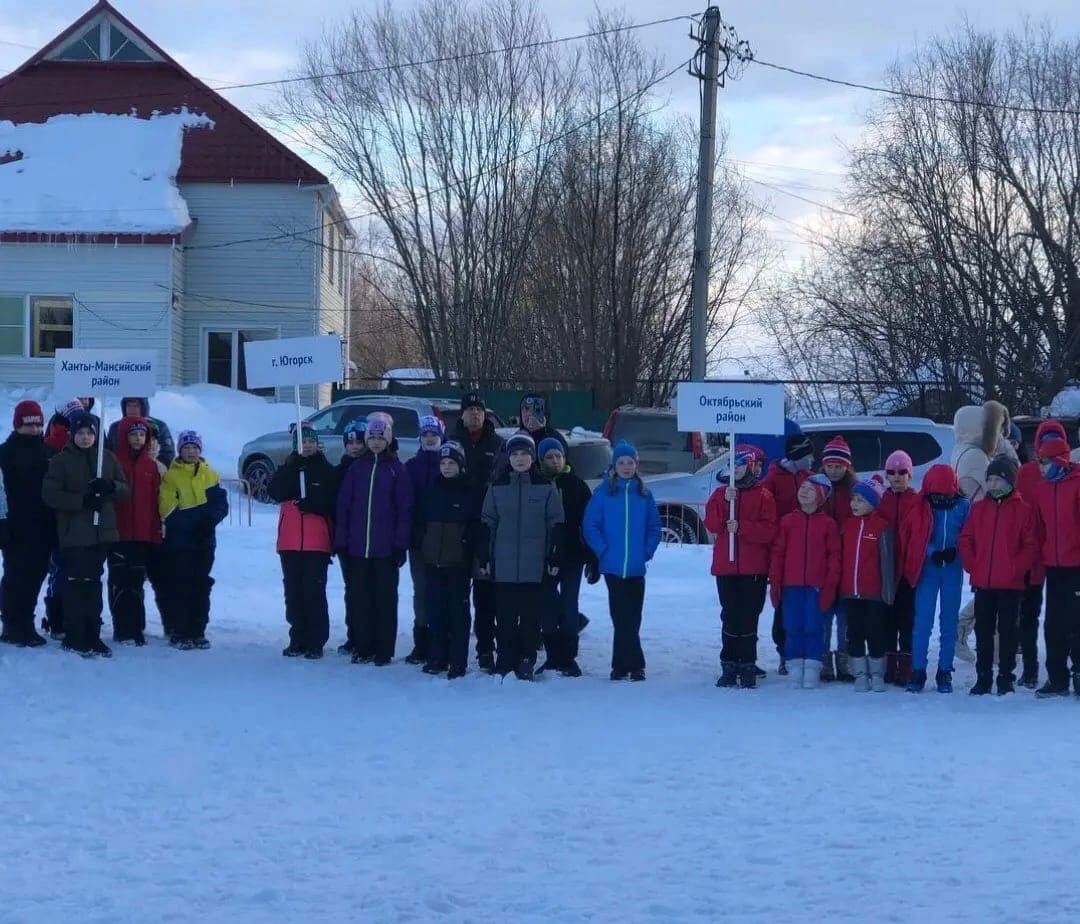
[841,479,896,692]
[958,458,1039,695]
[820,435,857,682]
[705,444,777,689]
[769,474,841,689]
[877,450,921,686]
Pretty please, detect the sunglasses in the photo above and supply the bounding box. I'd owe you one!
[886,469,910,476]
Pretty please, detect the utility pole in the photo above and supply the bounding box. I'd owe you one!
[690,8,751,381]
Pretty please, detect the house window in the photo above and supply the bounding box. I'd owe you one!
[54,20,154,62]
[56,26,102,61]
[204,328,277,396]
[0,294,73,357]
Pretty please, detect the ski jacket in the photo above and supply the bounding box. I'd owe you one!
[105,399,175,466]
[704,482,777,577]
[1031,466,1080,569]
[42,440,129,549]
[877,487,920,581]
[899,464,970,587]
[113,417,163,544]
[839,512,896,604]
[452,419,504,488]
[583,475,662,580]
[159,458,228,550]
[959,493,1040,591]
[481,468,564,583]
[822,472,855,531]
[417,475,482,569]
[269,452,337,554]
[405,449,442,499]
[334,451,413,559]
[768,508,841,611]
[1016,459,1046,582]
[550,466,596,567]
[0,430,56,552]
[760,462,809,519]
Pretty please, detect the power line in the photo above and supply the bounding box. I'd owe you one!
[742,174,855,217]
[187,55,692,253]
[752,57,1080,117]
[0,14,697,115]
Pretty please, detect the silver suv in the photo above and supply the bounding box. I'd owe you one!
[602,405,719,475]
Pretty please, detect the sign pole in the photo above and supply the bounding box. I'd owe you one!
[728,430,736,563]
[94,396,106,527]
[295,385,307,500]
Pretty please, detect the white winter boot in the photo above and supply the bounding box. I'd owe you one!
[802,660,822,689]
[869,657,887,692]
[852,655,870,692]
[955,601,977,663]
[787,658,805,689]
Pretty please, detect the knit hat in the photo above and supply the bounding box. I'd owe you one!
[611,441,638,465]
[852,478,885,510]
[537,437,564,461]
[343,418,367,444]
[1035,420,1070,464]
[439,440,466,471]
[822,435,853,469]
[13,400,44,428]
[419,415,445,439]
[506,432,537,459]
[57,398,84,421]
[126,418,150,436]
[806,473,833,506]
[177,430,203,454]
[885,450,913,474]
[986,456,1018,488]
[365,412,393,441]
[68,410,97,435]
[291,422,319,450]
[784,433,814,462]
[733,443,764,468]
[461,392,485,412]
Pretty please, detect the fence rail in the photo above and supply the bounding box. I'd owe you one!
[221,479,253,528]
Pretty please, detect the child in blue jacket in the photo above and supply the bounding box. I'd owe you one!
[583,442,662,681]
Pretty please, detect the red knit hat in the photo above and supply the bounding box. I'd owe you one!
[822,435,853,469]
[1035,420,1071,464]
[13,400,44,429]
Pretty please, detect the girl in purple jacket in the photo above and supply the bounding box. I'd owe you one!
[335,412,414,665]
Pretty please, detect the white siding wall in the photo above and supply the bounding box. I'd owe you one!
[170,244,185,384]
[315,193,348,410]
[180,183,321,406]
[0,242,175,388]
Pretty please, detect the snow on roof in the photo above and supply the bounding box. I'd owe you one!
[0,110,212,235]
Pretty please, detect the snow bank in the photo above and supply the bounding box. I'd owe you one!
[0,384,308,478]
[1049,385,1080,418]
[0,111,212,234]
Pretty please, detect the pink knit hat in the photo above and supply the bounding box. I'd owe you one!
[885,450,913,474]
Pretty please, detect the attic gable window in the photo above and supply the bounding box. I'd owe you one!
[53,19,154,63]
[56,26,102,61]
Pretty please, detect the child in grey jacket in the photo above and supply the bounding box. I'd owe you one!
[479,433,564,680]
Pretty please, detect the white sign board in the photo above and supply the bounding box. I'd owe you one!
[676,381,786,434]
[243,335,342,389]
[54,349,157,398]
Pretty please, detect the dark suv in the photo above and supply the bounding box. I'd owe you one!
[602,406,718,475]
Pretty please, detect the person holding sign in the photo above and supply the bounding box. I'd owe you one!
[41,411,129,658]
[158,432,229,650]
[704,444,777,690]
[335,412,414,665]
[269,424,337,660]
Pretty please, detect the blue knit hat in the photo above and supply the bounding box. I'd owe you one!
[537,437,564,460]
[851,478,884,510]
[68,409,97,434]
[343,418,367,445]
[611,441,638,464]
[419,415,445,439]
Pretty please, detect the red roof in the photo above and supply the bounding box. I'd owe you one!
[0,2,327,185]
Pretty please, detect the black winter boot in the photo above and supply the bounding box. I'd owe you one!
[535,634,562,674]
[1017,667,1039,689]
[969,672,993,696]
[738,663,758,689]
[404,625,429,665]
[44,596,65,640]
[996,673,1015,696]
[716,661,739,688]
[1036,681,1070,699]
[90,638,113,659]
[478,652,496,674]
[282,643,304,657]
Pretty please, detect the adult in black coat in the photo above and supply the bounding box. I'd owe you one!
[0,400,56,646]
[453,392,506,672]
[105,397,175,466]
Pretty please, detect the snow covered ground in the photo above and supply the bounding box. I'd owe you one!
[3,525,1079,923]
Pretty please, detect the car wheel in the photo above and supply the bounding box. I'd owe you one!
[659,507,707,545]
[242,456,276,503]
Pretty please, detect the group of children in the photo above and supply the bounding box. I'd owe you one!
[706,424,1080,698]
[268,393,662,681]
[0,397,228,657]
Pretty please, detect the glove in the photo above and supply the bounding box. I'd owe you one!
[395,549,407,568]
[545,557,561,577]
[584,561,600,585]
[931,550,945,567]
[940,547,957,565]
[82,492,103,512]
[296,497,315,515]
[89,477,115,496]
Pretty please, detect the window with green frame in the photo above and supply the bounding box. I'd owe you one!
[0,295,74,358]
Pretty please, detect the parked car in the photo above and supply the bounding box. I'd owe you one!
[644,416,955,544]
[240,395,610,502]
[602,405,719,475]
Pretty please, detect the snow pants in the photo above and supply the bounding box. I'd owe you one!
[1017,578,1044,676]
[107,541,150,642]
[913,560,963,672]
[605,575,646,675]
[781,587,824,661]
[339,555,358,649]
[281,551,331,654]
[348,555,399,662]
[425,566,471,672]
[145,543,169,634]
[163,547,215,643]
[771,605,785,658]
[1,542,50,639]
[822,602,847,655]
[885,579,915,653]
[1044,566,1080,688]
[845,598,887,659]
[542,564,584,663]
[494,582,543,675]
[409,551,428,629]
[472,579,497,659]
[716,574,767,666]
[44,550,66,636]
[973,588,1021,678]
[62,545,108,654]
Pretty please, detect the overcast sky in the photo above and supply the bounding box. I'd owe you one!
[2,0,1079,260]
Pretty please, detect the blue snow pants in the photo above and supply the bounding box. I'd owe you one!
[782,587,825,661]
[913,561,963,671]
[822,602,847,653]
